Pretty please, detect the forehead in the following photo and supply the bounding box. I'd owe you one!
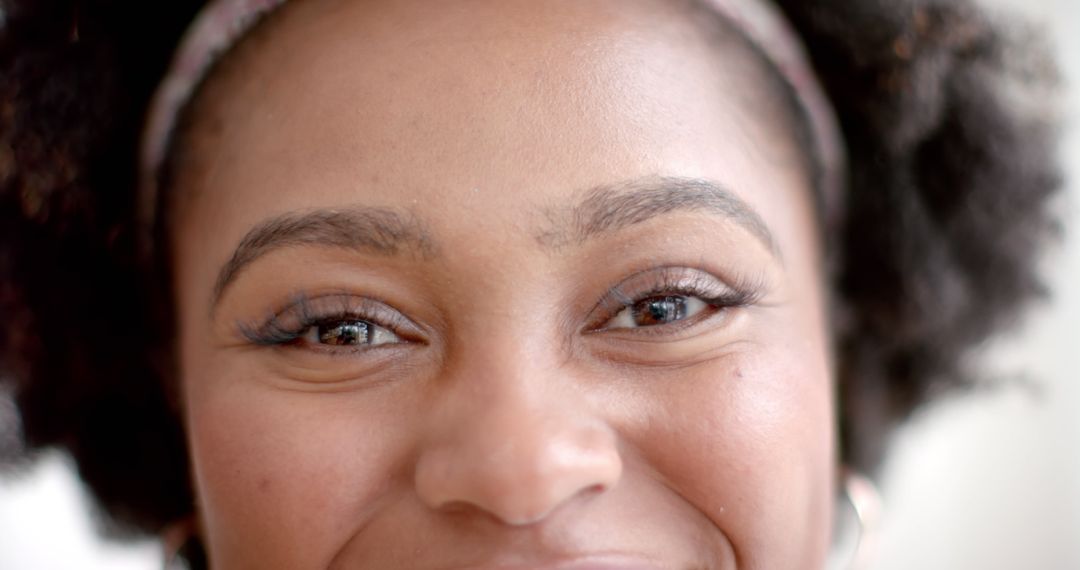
[170,0,810,276]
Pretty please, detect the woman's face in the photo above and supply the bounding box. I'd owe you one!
[170,0,835,568]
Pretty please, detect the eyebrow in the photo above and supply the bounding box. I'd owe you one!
[538,175,778,254]
[210,176,777,310]
[210,207,433,309]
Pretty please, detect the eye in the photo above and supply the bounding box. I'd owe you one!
[586,266,765,335]
[604,295,711,329]
[238,294,420,352]
[299,319,401,347]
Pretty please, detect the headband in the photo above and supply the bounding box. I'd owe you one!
[139,0,845,234]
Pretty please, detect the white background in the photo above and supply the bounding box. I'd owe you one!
[2,0,1079,568]
[873,0,1080,568]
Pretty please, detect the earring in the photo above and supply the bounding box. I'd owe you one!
[162,518,208,570]
[829,468,884,570]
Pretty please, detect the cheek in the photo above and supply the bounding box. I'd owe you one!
[183,364,414,567]
[624,340,835,568]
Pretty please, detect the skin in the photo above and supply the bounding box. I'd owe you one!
[169,0,835,568]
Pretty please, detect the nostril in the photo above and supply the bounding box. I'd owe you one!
[413,394,624,526]
[585,483,609,495]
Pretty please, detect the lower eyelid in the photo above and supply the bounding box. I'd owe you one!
[598,305,740,341]
[276,339,410,359]
[590,300,722,335]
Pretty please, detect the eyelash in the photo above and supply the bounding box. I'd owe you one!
[588,268,763,333]
[237,269,762,350]
[238,294,414,349]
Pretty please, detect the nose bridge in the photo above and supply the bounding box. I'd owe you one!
[414,332,622,525]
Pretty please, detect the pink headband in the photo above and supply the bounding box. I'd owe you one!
[139,0,845,231]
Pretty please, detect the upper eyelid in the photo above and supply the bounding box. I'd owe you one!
[265,296,371,329]
[597,267,734,305]
[238,294,417,342]
[277,293,402,320]
[584,267,738,329]
[615,271,728,299]
[235,267,760,343]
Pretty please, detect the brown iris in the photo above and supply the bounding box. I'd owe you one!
[317,321,371,346]
[630,296,690,327]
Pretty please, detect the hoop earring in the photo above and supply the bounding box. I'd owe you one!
[162,519,208,570]
[829,468,884,570]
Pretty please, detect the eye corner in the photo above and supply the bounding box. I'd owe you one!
[235,318,297,347]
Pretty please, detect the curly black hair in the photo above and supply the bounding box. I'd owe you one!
[0,0,1062,537]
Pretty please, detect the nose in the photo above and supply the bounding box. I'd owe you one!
[414,353,623,526]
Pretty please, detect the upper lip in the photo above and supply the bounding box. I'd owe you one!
[436,553,669,570]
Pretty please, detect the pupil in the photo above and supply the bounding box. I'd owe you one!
[319,321,369,345]
[633,296,687,326]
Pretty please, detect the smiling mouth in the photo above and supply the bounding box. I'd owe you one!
[438,554,677,570]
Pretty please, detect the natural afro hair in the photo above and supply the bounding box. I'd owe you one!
[775,0,1061,469]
